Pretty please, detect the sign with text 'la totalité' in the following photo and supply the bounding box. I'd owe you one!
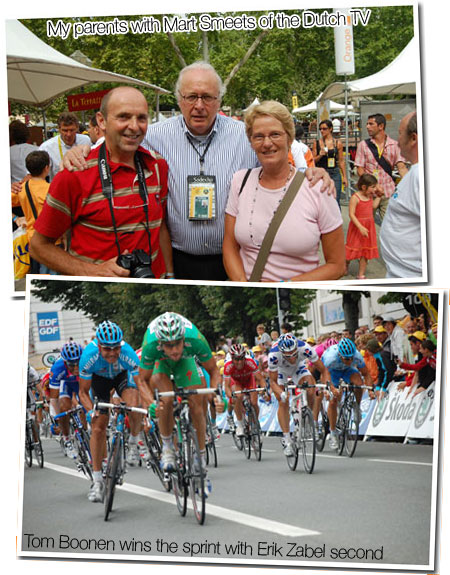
[67,89,110,112]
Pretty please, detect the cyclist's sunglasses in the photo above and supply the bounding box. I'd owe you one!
[65,361,79,370]
[99,344,121,351]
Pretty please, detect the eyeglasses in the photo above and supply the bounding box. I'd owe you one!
[251,131,286,145]
[319,126,330,131]
[179,93,219,105]
[111,181,148,210]
[99,345,121,351]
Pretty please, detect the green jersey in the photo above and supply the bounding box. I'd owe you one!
[140,315,213,371]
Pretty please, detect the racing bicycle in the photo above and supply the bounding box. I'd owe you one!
[231,387,265,461]
[155,387,217,525]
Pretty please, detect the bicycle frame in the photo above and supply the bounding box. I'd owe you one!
[155,387,217,525]
[97,401,147,521]
[54,406,93,479]
[231,387,265,461]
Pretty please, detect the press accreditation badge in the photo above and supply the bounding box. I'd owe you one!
[187,175,216,220]
[327,157,336,169]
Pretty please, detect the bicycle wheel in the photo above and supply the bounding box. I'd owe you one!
[231,428,244,451]
[104,437,121,521]
[248,406,262,461]
[301,408,316,474]
[25,424,33,467]
[316,405,329,453]
[186,426,206,525]
[336,407,346,456]
[171,460,188,517]
[205,417,218,468]
[145,429,171,491]
[75,429,93,482]
[286,427,299,471]
[244,420,252,460]
[344,401,360,458]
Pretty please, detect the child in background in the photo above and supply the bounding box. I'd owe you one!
[11,150,60,274]
[345,174,381,279]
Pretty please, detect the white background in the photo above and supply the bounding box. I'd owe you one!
[3,1,447,574]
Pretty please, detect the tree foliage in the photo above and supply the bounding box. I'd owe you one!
[31,280,316,348]
[15,6,414,120]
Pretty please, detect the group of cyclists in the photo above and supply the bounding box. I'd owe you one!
[27,311,377,505]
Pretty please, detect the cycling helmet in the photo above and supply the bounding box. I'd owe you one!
[154,312,185,342]
[323,337,338,350]
[96,320,123,346]
[338,337,356,358]
[60,341,83,362]
[278,333,298,355]
[230,343,246,359]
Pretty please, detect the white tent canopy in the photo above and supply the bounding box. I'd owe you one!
[7,20,170,108]
[292,96,353,114]
[321,37,417,101]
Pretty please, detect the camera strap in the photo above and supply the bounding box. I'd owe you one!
[98,142,153,259]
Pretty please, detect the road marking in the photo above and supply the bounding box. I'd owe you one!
[43,461,320,537]
[368,458,432,466]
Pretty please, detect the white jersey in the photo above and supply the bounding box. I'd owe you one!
[268,339,318,385]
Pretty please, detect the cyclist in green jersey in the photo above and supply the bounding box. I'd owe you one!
[138,312,222,472]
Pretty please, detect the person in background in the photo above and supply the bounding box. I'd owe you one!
[39,112,91,181]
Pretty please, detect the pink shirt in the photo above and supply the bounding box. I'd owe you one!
[226,168,343,281]
[354,135,405,197]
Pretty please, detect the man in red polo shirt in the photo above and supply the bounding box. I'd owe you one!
[30,87,173,278]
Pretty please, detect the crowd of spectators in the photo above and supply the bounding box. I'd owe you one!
[213,311,437,401]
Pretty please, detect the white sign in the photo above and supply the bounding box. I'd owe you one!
[334,8,355,75]
[365,381,424,437]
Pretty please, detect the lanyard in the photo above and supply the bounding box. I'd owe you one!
[186,132,215,175]
[98,142,152,258]
[58,136,64,161]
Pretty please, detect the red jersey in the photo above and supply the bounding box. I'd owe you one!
[34,145,169,278]
[223,357,258,387]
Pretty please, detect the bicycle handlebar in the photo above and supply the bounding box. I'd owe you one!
[96,402,148,415]
[232,387,266,397]
[53,405,85,420]
[156,388,217,399]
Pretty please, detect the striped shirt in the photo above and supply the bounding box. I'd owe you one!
[354,135,405,198]
[34,145,169,277]
[143,114,258,256]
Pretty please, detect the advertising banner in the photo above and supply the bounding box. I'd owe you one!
[36,311,60,342]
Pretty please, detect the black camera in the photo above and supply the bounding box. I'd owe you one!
[117,250,154,278]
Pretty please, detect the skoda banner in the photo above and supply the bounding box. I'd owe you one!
[365,381,434,439]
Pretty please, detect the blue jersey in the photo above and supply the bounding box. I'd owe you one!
[79,339,140,381]
[322,345,365,371]
[49,357,78,389]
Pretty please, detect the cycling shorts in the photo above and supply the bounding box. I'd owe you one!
[152,357,203,388]
[59,379,80,400]
[92,371,137,413]
[230,374,256,389]
[329,367,360,386]
[277,365,311,386]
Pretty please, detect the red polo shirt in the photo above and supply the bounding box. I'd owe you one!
[35,145,169,277]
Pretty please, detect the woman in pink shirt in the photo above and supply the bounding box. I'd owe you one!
[223,101,345,282]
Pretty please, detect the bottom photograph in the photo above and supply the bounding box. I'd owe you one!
[19,277,442,571]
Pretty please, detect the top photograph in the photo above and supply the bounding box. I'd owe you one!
[8,4,424,291]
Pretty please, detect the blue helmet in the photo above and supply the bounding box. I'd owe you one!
[60,342,83,362]
[96,321,123,347]
[338,338,356,358]
[278,333,298,355]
